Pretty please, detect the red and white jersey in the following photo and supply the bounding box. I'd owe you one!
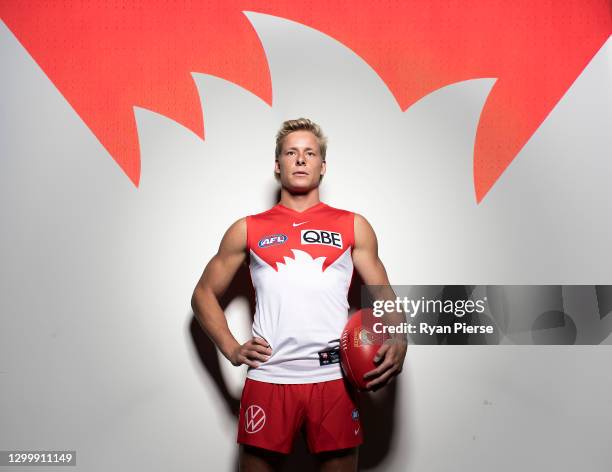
[245,202,355,383]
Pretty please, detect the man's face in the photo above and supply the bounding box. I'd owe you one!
[275,130,326,193]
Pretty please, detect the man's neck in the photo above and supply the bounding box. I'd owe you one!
[278,188,321,212]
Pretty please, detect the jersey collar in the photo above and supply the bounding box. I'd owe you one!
[274,201,327,215]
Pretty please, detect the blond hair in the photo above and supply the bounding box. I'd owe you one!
[275,118,328,161]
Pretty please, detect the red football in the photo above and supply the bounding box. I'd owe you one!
[340,309,387,391]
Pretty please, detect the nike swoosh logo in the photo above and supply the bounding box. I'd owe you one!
[292,221,309,227]
[354,426,360,435]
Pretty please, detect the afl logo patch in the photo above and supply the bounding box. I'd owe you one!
[258,234,287,248]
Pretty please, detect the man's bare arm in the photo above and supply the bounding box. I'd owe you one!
[191,218,271,368]
[352,213,391,286]
[352,213,402,312]
[352,213,407,390]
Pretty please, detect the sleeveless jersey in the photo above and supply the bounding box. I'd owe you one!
[245,202,355,383]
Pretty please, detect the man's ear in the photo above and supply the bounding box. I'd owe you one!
[274,159,281,179]
[320,160,326,176]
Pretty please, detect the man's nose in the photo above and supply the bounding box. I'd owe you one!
[295,153,306,164]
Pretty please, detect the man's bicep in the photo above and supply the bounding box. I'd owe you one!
[353,213,390,286]
[196,218,247,296]
[353,213,398,309]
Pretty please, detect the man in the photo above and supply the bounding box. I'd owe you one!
[191,118,407,471]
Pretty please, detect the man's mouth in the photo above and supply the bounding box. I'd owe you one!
[293,171,308,176]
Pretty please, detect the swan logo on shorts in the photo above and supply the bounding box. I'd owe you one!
[245,404,266,433]
[300,229,343,248]
[258,234,287,248]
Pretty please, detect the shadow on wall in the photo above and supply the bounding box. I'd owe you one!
[189,238,402,471]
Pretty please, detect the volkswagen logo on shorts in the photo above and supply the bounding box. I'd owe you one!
[245,404,266,433]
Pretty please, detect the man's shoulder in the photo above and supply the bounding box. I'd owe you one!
[225,216,247,235]
[353,212,368,223]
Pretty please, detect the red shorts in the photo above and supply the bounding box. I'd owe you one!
[237,377,363,454]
